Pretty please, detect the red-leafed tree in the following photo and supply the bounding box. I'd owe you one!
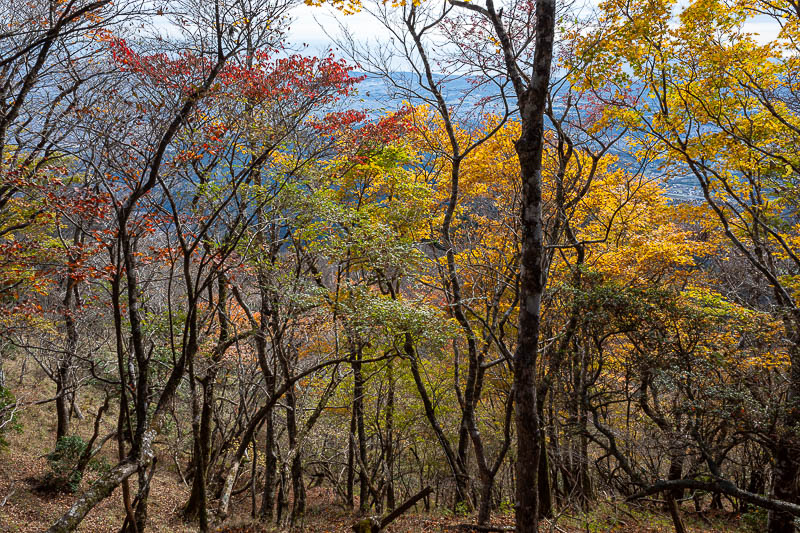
[41,0,375,529]
[44,0,301,530]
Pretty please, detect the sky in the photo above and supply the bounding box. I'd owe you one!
[282,4,382,56]
[284,1,783,54]
[150,1,782,63]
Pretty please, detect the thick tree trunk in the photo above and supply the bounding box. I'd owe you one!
[55,363,71,441]
[576,412,594,506]
[49,461,140,533]
[768,331,800,533]
[667,452,685,503]
[510,0,556,527]
[768,436,800,533]
[477,477,493,525]
[277,460,289,525]
[537,432,553,519]
[290,453,305,524]
[56,265,80,442]
[255,282,278,520]
[184,372,213,531]
[746,464,766,505]
[513,123,546,532]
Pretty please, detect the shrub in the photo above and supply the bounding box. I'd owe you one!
[44,435,87,493]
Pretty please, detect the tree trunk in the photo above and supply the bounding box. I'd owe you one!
[667,452,685,503]
[290,452,305,524]
[184,371,213,531]
[347,406,356,509]
[55,362,71,441]
[577,411,594,506]
[510,0,556,527]
[477,477,493,525]
[666,495,688,533]
[287,384,306,524]
[537,431,552,519]
[260,411,277,519]
[123,460,154,533]
[385,358,396,511]
[576,357,594,507]
[768,435,800,533]
[47,431,153,533]
[513,133,545,530]
[56,265,80,442]
[277,459,289,525]
[255,279,278,521]
[352,344,369,514]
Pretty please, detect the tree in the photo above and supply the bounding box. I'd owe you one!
[574,0,800,529]
[45,0,297,528]
[433,0,556,526]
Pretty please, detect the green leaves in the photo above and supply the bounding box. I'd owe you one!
[339,285,457,349]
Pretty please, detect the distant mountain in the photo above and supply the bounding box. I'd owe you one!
[347,71,510,113]
[347,71,703,202]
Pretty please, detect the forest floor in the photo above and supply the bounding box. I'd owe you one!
[0,362,759,533]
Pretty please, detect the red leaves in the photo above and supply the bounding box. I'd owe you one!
[109,38,214,93]
[0,163,119,324]
[218,52,364,107]
[365,105,416,144]
[106,36,369,170]
[312,106,416,165]
[310,109,369,133]
[317,106,414,142]
[108,37,362,107]
[44,187,112,221]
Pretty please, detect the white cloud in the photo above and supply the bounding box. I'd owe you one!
[285,4,390,54]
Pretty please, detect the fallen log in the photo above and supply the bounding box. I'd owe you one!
[442,525,515,532]
[352,486,433,533]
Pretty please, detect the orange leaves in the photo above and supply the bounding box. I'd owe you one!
[304,0,364,15]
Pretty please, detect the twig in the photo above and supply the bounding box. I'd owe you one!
[542,517,568,533]
[1,482,17,507]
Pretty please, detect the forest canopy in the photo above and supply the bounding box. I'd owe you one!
[0,0,799,532]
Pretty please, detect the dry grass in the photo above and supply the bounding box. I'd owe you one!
[0,360,755,532]
[0,360,193,532]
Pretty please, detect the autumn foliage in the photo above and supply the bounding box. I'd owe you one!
[1,1,799,533]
